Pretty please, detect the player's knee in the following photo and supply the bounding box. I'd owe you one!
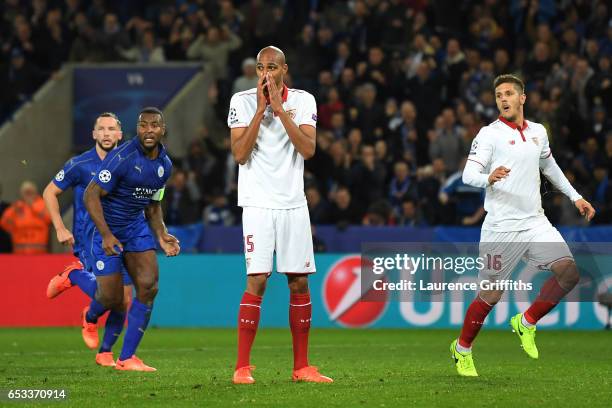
[137,279,158,302]
[246,274,268,296]
[287,275,309,294]
[556,260,579,290]
[479,290,502,305]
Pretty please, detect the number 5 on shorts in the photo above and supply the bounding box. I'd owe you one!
[244,235,254,253]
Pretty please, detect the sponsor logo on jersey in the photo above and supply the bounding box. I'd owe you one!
[133,187,158,200]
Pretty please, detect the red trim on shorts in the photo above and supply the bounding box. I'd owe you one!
[278,271,316,275]
[539,256,574,269]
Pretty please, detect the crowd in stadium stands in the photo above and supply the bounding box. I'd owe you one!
[1,0,611,244]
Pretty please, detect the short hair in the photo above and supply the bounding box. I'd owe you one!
[493,74,525,94]
[139,107,165,123]
[95,112,121,129]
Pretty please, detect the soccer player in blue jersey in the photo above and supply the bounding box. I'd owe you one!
[83,107,180,372]
[43,112,134,367]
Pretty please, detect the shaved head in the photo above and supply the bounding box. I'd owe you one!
[257,46,286,64]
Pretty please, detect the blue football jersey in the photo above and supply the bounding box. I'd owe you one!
[92,137,172,230]
[52,147,103,254]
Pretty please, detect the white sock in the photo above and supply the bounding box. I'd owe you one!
[521,314,535,328]
[455,339,472,354]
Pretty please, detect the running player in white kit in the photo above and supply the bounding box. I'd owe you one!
[450,74,596,376]
[228,46,333,384]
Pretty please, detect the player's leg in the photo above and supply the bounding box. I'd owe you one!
[511,225,578,358]
[82,272,124,350]
[116,249,158,371]
[47,258,96,299]
[451,231,525,376]
[96,266,133,366]
[277,206,331,383]
[234,207,274,384]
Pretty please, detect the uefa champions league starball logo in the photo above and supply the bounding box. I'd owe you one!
[98,170,112,183]
[158,166,164,178]
[55,170,64,182]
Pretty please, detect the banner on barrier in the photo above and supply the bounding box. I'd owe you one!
[1,253,609,329]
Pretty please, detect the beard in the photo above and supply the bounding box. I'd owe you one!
[97,140,117,152]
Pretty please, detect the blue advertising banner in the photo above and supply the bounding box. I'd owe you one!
[73,66,200,149]
[152,254,611,330]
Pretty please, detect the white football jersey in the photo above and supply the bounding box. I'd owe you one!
[465,117,581,232]
[228,86,317,209]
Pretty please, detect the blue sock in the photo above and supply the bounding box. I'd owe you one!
[99,310,126,353]
[119,299,152,361]
[68,269,97,298]
[86,299,108,323]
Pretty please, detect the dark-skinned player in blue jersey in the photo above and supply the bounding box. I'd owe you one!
[83,107,180,372]
[44,112,134,367]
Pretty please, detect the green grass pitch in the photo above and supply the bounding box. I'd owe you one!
[1,328,610,407]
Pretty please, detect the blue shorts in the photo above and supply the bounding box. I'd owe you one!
[79,249,133,285]
[85,221,155,281]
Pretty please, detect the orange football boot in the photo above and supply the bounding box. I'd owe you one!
[81,306,99,350]
[95,352,116,367]
[292,366,333,383]
[233,365,255,384]
[46,261,83,298]
[115,356,156,372]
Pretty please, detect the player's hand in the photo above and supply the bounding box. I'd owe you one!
[575,198,596,221]
[266,73,284,114]
[102,233,123,256]
[159,232,180,257]
[256,74,268,114]
[56,227,75,247]
[488,166,511,184]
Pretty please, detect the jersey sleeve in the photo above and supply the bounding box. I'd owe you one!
[467,127,494,170]
[92,148,128,193]
[52,159,81,191]
[228,94,250,128]
[539,128,552,159]
[297,93,317,127]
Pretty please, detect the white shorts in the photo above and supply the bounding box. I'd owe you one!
[241,206,316,275]
[479,220,574,282]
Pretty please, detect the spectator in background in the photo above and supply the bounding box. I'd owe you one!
[0,184,12,252]
[439,158,485,225]
[203,190,235,226]
[232,57,258,94]
[0,181,50,254]
[329,186,363,227]
[389,161,418,213]
[306,186,331,225]
[162,169,202,226]
[350,144,387,208]
[429,108,466,173]
[396,198,426,227]
[118,29,165,63]
[4,48,46,109]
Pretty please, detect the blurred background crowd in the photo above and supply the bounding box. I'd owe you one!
[0,0,611,253]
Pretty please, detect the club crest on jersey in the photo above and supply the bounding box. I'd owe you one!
[532,137,539,146]
[55,170,65,181]
[286,109,297,120]
[98,170,112,183]
[158,166,164,178]
[96,260,105,270]
[509,140,515,145]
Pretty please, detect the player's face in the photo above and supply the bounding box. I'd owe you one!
[93,116,122,152]
[137,113,165,150]
[256,50,288,89]
[495,82,526,122]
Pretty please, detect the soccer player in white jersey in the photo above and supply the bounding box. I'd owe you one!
[450,74,596,376]
[227,46,333,384]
